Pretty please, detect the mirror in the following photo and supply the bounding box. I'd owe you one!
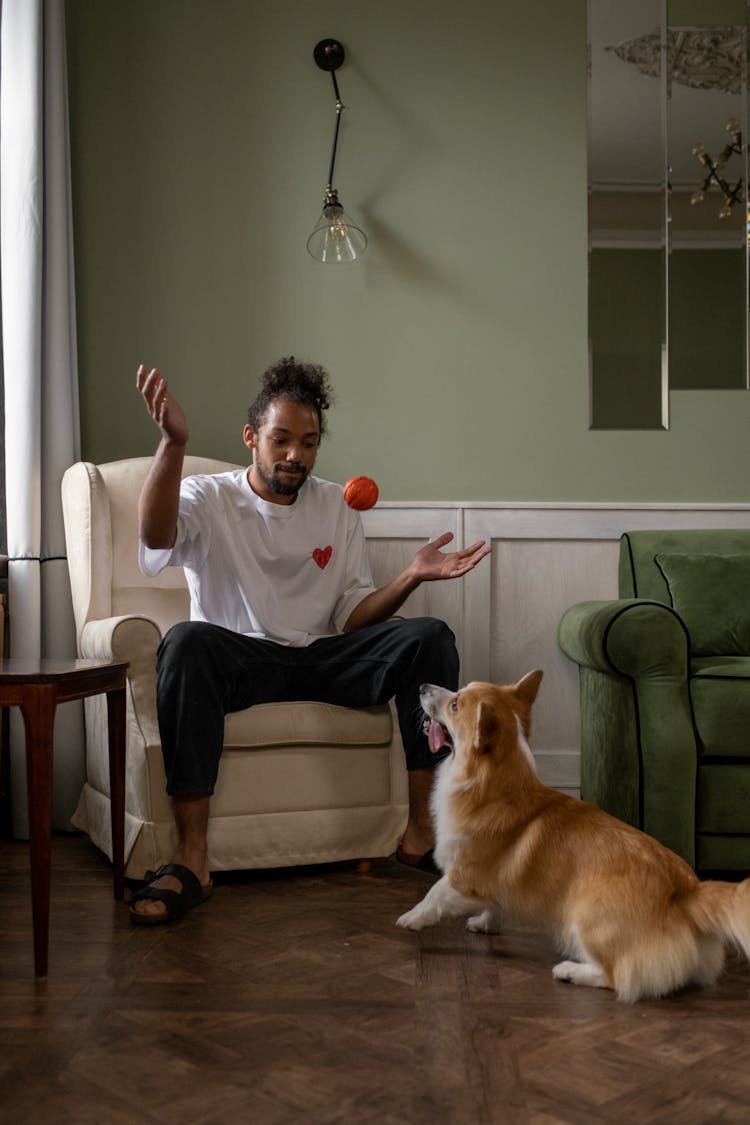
[588,0,749,429]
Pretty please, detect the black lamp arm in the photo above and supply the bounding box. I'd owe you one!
[313,39,348,196]
[326,81,344,192]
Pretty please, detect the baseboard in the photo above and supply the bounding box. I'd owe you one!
[534,749,581,792]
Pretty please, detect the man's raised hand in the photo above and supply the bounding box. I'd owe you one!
[136,365,189,448]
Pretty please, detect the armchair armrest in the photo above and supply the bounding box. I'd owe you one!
[80,615,162,746]
[81,614,161,666]
[558,599,689,680]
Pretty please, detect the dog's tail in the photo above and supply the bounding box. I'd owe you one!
[685,877,750,957]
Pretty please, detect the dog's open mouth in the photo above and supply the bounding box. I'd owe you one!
[423,718,451,754]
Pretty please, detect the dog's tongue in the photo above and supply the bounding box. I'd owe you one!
[427,719,448,754]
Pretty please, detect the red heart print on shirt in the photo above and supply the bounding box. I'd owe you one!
[312,546,333,569]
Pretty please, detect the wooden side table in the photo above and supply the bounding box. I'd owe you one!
[0,658,128,976]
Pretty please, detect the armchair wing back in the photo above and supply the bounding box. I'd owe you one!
[62,458,408,878]
[559,529,750,874]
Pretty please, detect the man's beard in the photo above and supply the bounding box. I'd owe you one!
[256,461,309,498]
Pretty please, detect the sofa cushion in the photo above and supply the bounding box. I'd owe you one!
[697,763,750,834]
[690,656,750,757]
[697,834,750,871]
[655,552,750,655]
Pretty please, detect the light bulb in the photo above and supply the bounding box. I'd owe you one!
[307,189,367,264]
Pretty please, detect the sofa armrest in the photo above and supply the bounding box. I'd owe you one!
[558,599,689,680]
[558,599,696,866]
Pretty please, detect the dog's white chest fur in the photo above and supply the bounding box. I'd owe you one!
[430,752,468,873]
[431,716,535,875]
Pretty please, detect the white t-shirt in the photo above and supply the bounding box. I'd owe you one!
[139,469,375,646]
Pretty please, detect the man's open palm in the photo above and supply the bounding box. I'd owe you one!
[410,533,490,582]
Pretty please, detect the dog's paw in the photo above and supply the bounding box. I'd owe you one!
[552,960,608,989]
[552,960,578,983]
[396,907,427,930]
[466,909,501,934]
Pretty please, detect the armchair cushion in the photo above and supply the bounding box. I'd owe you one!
[655,552,750,655]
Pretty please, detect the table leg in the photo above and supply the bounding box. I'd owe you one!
[106,686,127,901]
[21,683,57,977]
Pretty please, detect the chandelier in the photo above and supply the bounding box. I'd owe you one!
[691,119,745,220]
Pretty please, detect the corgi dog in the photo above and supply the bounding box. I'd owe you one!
[397,672,750,1002]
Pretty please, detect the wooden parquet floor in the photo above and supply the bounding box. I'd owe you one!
[1,834,750,1125]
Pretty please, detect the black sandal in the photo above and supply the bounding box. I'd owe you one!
[129,862,212,926]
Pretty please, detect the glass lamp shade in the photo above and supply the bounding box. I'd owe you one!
[307,197,367,263]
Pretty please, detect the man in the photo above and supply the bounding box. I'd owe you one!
[130,357,489,923]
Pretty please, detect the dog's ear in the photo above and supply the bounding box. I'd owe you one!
[472,699,498,753]
[514,669,543,708]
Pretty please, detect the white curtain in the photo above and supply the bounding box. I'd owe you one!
[1,0,83,835]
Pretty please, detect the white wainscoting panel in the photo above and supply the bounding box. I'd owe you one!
[364,506,464,646]
[363,502,750,794]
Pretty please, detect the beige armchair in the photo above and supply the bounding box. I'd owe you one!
[61,457,408,878]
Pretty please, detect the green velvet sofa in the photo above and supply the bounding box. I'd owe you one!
[558,529,750,874]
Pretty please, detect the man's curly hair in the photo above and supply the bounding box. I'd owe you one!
[247,357,333,435]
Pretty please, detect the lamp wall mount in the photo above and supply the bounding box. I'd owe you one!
[313,38,345,73]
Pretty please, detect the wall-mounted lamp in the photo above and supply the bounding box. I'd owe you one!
[306,38,367,264]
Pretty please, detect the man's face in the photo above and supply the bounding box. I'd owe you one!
[244,397,321,504]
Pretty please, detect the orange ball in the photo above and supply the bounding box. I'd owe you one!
[343,476,379,510]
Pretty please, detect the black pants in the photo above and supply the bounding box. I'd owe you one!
[156,616,459,795]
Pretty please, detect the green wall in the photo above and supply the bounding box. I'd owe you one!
[590,247,746,428]
[65,0,750,501]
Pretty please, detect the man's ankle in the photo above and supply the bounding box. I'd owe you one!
[173,848,210,884]
[400,820,434,856]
